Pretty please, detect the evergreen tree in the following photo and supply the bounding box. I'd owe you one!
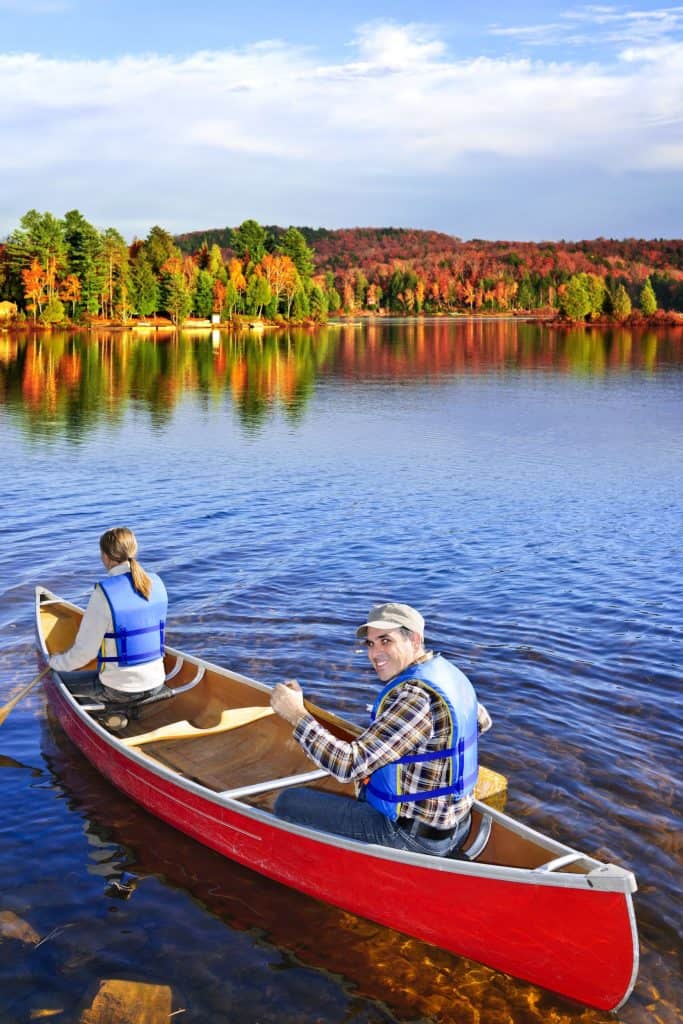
[145,225,181,275]
[585,273,607,319]
[613,284,632,321]
[161,271,192,325]
[559,274,591,320]
[640,277,657,316]
[233,220,267,265]
[245,273,271,316]
[277,227,315,280]
[63,209,103,316]
[193,269,214,317]
[517,273,536,310]
[131,249,159,317]
[224,280,239,318]
[309,284,328,322]
[208,243,225,279]
[290,287,310,320]
[40,295,66,325]
[97,228,130,320]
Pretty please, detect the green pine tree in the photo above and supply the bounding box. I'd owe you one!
[639,277,657,316]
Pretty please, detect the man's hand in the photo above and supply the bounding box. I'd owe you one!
[270,679,307,727]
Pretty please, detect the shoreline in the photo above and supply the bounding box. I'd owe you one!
[1,309,682,336]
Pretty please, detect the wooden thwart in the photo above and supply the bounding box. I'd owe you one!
[122,706,274,747]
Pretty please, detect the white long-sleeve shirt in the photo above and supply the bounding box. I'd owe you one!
[49,561,166,694]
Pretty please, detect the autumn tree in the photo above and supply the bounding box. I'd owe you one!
[21,258,48,320]
[212,279,226,319]
[8,209,66,303]
[258,253,298,314]
[228,258,246,298]
[59,274,82,318]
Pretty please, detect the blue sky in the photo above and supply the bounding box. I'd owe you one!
[1,1,682,241]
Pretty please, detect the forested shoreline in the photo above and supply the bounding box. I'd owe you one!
[1,211,682,329]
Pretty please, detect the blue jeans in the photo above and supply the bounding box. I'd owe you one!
[274,788,470,857]
[58,670,163,705]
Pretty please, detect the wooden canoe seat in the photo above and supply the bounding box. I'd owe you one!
[122,706,274,746]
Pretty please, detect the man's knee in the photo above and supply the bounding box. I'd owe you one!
[273,788,303,821]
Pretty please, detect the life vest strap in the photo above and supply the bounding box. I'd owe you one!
[396,734,476,766]
[104,623,164,640]
[366,768,478,804]
[98,622,165,666]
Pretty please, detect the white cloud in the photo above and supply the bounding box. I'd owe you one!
[491,4,683,48]
[0,20,681,235]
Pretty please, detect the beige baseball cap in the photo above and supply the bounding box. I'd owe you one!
[355,602,425,639]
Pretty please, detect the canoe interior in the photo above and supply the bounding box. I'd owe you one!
[38,594,579,873]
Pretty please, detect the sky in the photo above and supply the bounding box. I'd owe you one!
[1,1,682,242]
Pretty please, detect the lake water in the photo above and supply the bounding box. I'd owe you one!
[0,318,681,1024]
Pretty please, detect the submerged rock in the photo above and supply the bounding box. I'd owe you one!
[0,909,40,945]
[79,979,173,1024]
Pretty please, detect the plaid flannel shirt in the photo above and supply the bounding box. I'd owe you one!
[294,655,491,829]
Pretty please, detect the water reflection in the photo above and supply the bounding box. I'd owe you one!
[1,321,680,435]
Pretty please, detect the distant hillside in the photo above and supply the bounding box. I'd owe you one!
[176,225,464,263]
[174,225,683,312]
[175,224,683,269]
[176,225,683,275]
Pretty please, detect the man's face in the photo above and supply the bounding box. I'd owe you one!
[364,626,421,682]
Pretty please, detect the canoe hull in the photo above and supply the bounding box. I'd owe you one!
[45,678,637,1011]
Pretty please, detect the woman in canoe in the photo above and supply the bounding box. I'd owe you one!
[270,602,491,857]
[48,527,168,706]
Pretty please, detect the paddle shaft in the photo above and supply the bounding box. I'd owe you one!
[0,665,51,726]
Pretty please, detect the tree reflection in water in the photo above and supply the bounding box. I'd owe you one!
[1,321,679,438]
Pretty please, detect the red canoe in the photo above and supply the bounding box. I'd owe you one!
[35,586,638,1011]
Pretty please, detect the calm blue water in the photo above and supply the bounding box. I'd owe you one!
[0,320,681,1023]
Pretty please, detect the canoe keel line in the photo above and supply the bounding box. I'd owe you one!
[35,588,639,1011]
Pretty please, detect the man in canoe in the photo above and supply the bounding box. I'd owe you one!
[270,602,491,856]
[48,527,168,707]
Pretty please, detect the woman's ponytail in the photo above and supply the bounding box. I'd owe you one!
[100,527,153,600]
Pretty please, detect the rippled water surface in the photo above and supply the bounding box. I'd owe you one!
[0,320,681,1023]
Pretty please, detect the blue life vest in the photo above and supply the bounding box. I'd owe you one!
[97,572,167,670]
[365,655,479,821]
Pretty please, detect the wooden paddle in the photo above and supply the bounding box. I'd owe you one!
[0,665,51,727]
[122,705,275,746]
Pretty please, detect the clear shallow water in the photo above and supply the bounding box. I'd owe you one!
[0,320,681,1023]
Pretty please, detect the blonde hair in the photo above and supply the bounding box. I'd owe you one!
[99,527,153,600]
